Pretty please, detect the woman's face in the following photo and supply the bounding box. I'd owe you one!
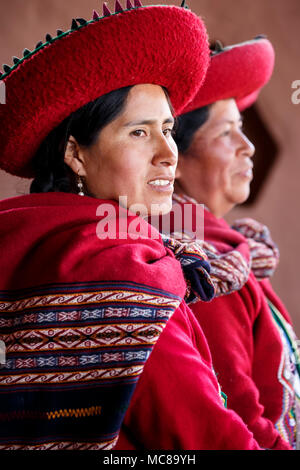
[176,98,255,217]
[66,84,177,216]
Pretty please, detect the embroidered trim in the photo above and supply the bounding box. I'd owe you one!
[268,299,300,449]
[0,307,173,331]
[269,302,300,380]
[221,391,228,408]
[0,405,102,421]
[4,349,150,370]
[0,280,182,448]
[162,234,215,303]
[1,322,167,355]
[0,2,145,81]
[0,288,180,314]
[0,364,143,386]
[47,405,101,420]
[0,437,118,450]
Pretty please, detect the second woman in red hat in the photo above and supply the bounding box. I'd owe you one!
[168,37,299,450]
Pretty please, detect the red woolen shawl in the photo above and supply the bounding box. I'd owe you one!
[189,207,295,450]
[147,195,295,449]
[116,298,261,450]
[0,192,187,449]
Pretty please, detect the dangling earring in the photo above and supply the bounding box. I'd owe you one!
[77,170,85,196]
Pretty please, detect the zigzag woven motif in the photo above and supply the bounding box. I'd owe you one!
[0,405,102,422]
[0,280,181,448]
[0,438,118,450]
[1,322,167,354]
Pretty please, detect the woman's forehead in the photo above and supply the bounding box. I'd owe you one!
[205,99,241,127]
[118,84,173,122]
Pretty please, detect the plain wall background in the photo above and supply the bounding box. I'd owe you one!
[0,0,300,335]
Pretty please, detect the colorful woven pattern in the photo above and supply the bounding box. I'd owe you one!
[232,218,280,280]
[171,194,280,295]
[198,241,250,297]
[162,234,215,303]
[268,299,300,449]
[0,280,181,449]
[170,193,251,297]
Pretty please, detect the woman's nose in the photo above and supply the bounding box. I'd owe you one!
[239,132,255,159]
[152,133,178,167]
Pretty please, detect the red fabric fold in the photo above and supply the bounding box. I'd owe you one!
[188,206,295,450]
[0,192,188,449]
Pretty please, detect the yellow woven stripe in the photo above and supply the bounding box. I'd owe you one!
[47,405,101,420]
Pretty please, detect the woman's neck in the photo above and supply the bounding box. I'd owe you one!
[173,181,232,219]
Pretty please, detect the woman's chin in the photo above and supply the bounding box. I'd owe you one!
[234,188,251,206]
[148,198,172,216]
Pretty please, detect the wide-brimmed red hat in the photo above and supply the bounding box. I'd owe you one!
[236,90,260,111]
[181,36,275,114]
[0,1,210,178]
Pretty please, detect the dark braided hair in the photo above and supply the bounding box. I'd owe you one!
[30,86,133,194]
[174,105,211,154]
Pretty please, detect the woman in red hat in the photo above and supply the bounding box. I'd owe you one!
[162,37,299,450]
[0,1,263,451]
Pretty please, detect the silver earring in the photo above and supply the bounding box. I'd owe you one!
[77,171,85,196]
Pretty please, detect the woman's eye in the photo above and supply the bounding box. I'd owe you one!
[131,129,146,137]
[220,129,230,137]
[163,128,174,137]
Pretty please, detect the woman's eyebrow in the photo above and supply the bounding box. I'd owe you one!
[214,117,244,127]
[123,117,175,127]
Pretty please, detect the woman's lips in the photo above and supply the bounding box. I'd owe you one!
[147,177,174,192]
[236,167,253,179]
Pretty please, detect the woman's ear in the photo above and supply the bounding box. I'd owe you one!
[175,166,181,179]
[64,135,88,177]
[175,154,184,180]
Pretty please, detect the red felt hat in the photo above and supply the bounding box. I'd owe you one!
[0,1,210,178]
[182,36,275,114]
[236,89,260,111]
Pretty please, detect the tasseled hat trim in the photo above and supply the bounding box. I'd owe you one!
[0,1,146,81]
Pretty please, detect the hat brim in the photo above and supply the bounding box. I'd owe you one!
[182,37,274,114]
[236,89,260,111]
[0,5,209,178]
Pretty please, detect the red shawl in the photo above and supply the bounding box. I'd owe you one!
[0,192,187,450]
[190,207,297,450]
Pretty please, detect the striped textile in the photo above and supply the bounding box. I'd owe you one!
[0,281,181,449]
